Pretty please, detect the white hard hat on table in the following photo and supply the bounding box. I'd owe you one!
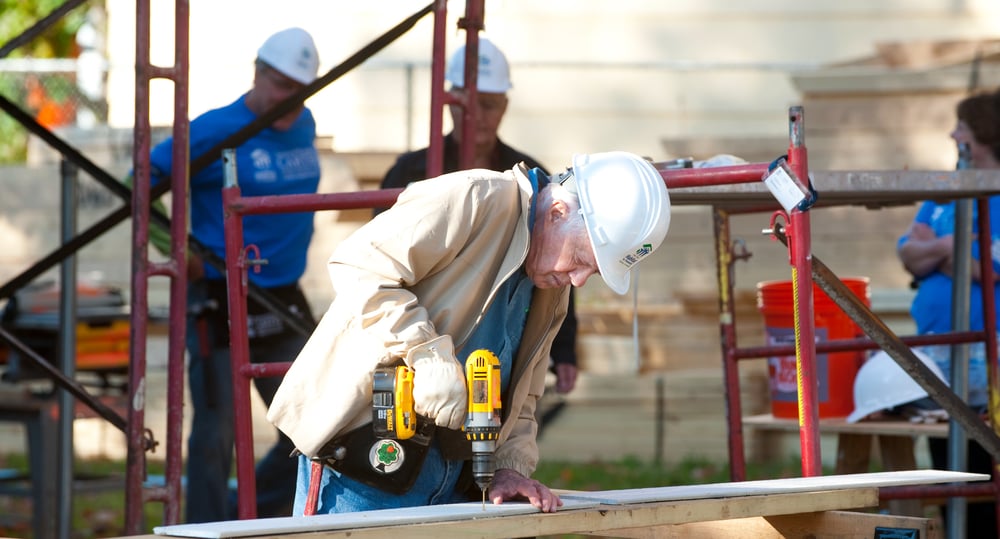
[846,349,947,423]
[445,37,512,93]
[560,151,671,295]
[257,27,320,85]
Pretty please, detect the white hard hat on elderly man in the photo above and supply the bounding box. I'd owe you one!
[257,27,320,85]
[560,151,672,295]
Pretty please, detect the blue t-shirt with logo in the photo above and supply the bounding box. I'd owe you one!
[149,94,320,286]
[898,197,1000,406]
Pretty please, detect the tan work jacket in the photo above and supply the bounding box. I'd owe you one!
[267,164,569,479]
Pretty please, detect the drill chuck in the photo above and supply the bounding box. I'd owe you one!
[470,442,496,491]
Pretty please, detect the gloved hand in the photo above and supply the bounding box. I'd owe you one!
[408,335,467,430]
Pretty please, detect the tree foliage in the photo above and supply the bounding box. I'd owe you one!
[0,0,88,58]
[0,0,93,163]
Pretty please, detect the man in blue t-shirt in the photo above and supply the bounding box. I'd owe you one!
[146,27,321,522]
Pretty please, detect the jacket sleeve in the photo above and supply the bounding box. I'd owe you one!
[269,171,523,456]
[493,354,550,478]
[492,286,569,479]
[331,176,507,361]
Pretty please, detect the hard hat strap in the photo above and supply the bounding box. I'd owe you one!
[554,168,577,195]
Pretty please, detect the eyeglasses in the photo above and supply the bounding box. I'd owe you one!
[258,64,303,93]
[450,89,507,114]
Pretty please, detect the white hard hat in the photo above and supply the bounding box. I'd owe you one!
[257,27,320,85]
[445,37,512,93]
[562,152,671,295]
[694,154,748,168]
[846,349,947,423]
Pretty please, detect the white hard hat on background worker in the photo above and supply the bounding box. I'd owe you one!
[257,27,320,85]
[445,37,512,92]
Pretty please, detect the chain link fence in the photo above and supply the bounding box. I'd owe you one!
[0,58,107,163]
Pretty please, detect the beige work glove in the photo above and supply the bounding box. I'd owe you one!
[407,335,467,430]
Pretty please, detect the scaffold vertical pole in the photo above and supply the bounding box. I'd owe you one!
[786,106,822,476]
[222,150,259,519]
[714,207,747,481]
[426,0,449,179]
[127,0,190,531]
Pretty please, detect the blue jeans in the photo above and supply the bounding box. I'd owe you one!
[185,281,309,523]
[292,442,468,514]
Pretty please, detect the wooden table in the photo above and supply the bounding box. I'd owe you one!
[145,470,986,539]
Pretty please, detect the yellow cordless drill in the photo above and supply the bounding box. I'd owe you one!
[463,349,502,506]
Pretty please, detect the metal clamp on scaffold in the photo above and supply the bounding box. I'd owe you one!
[762,155,817,212]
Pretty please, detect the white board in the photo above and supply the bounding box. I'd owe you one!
[557,469,989,505]
[154,470,987,538]
[154,498,601,538]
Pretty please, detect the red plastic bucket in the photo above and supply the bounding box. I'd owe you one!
[756,277,870,419]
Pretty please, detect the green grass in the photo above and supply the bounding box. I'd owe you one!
[534,454,813,491]
[0,454,166,538]
[0,454,814,538]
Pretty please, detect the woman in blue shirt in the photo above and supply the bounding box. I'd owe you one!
[896,88,1000,538]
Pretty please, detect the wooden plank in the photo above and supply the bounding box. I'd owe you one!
[153,498,601,539]
[605,510,939,539]
[153,489,879,539]
[743,413,948,438]
[768,510,938,539]
[150,471,984,538]
[554,491,880,539]
[558,470,985,506]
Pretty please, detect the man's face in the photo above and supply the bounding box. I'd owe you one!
[448,88,508,146]
[251,64,308,131]
[525,199,599,289]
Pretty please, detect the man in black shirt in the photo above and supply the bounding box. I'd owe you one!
[378,37,579,394]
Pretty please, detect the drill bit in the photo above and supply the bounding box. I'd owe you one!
[481,486,486,510]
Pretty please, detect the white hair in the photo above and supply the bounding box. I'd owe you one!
[540,182,586,236]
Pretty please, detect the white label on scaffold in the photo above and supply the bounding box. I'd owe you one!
[763,165,808,212]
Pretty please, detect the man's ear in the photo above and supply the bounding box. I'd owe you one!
[547,199,571,223]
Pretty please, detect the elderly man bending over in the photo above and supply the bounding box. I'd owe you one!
[268,151,671,514]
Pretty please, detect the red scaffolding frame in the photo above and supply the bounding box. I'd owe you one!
[4,1,1000,534]
[694,109,1000,526]
[125,0,192,532]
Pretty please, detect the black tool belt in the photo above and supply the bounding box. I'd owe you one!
[314,421,435,495]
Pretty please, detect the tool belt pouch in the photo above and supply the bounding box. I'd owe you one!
[315,424,430,495]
